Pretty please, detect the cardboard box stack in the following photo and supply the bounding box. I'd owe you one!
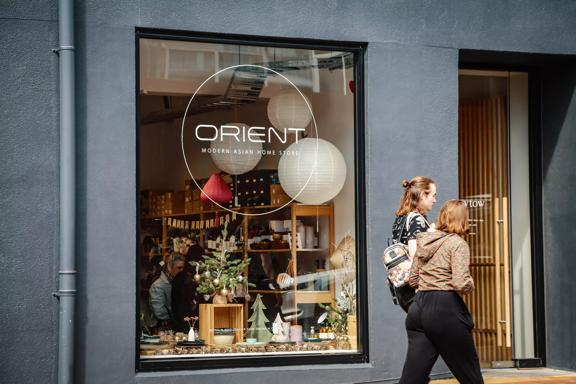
[184,180,201,213]
[141,190,170,217]
[164,191,185,215]
[270,184,291,206]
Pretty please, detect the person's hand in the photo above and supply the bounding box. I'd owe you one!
[276,273,294,289]
[286,259,295,276]
[159,320,172,330]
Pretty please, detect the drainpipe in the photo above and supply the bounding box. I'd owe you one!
[55,0,75,383]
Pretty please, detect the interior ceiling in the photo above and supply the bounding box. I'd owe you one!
[265,52,353,72]
[141,66,268,125]
[140,50,353,125]
[141,95,214,125]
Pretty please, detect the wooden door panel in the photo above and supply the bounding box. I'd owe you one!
[459,96,512,366]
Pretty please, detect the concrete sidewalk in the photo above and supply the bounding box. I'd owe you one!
[432,368,576,383]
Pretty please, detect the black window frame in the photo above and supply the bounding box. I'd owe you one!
[135,27,368,372]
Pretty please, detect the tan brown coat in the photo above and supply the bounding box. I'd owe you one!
[408,231,474,294]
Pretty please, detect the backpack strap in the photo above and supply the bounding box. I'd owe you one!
[392,214,410,244]
[396,211,419,243]
[405,211,417,232]
[391,212,431,245]
[405,212,431,232]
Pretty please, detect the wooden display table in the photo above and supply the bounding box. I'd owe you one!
[199,303,244,345]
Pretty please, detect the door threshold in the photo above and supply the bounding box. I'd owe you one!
[514,358,544,368]
[431,368,576,383]
[492,360,515,368]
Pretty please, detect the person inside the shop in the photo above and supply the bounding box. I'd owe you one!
[171,240,205,332]
[149,252,186,330]
[399,199,483,384]
[390,176,437,312]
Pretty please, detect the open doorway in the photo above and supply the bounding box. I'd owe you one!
[458,70,534,367]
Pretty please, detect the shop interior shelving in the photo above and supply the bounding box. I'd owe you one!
[142,202,335,311]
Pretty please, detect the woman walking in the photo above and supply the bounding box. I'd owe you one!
[390,176,437,312]
[399,199,483,384]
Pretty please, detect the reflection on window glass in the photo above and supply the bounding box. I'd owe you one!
[138,38,359,361]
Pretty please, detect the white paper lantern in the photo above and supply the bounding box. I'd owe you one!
[278,138,346,204]
[210,123,262,175]
[267,89,312,133]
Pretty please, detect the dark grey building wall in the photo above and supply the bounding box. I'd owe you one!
[2,1,576,383]
[0,1,59,384]
[542,66,576,371]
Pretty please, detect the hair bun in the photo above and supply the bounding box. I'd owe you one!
[401,179,410,189]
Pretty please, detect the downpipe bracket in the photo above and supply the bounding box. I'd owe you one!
[53,290,77,299]
[53,269,77,299]
[52,45,75,55]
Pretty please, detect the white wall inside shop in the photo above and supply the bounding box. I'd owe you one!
[307,88,356,246]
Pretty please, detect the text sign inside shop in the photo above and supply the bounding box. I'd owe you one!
[463,199,489,236]
[195,124,305,143]
[463,199,487,208]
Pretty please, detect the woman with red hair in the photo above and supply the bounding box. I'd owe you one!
[399,199,483,384]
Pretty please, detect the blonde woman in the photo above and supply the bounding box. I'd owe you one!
[399,200,483,384]
[390,176,437,312]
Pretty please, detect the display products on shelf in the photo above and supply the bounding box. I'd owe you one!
[140,186,338,354]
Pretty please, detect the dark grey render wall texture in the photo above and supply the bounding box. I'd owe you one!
[542,67,576,371]
[0,2,59,384]
[2,1,576,383]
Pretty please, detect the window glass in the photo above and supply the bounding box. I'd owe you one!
[138,37,360,362]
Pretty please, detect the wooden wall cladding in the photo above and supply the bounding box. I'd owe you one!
[459,96,512,366]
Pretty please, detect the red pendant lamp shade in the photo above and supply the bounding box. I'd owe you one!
[201,173,232,204]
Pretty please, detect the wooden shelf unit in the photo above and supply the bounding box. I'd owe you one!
[290,204,335,309]
[143,202,336,330]
[148,207,243,259]
[243,203,335,320]
[199,304,244,345]
[247,249,291,253]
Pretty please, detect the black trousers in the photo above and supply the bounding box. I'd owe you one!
[391,283,416,313]
[399,291,483,384]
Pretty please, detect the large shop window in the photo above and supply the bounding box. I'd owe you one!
[137,30,366,370]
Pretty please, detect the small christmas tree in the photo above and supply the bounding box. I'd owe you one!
[246,294,273,342]
[194,221,253,299]
[271,313,290,342]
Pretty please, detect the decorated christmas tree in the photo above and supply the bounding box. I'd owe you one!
[246,294,273,342]
[194,221,253,299]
